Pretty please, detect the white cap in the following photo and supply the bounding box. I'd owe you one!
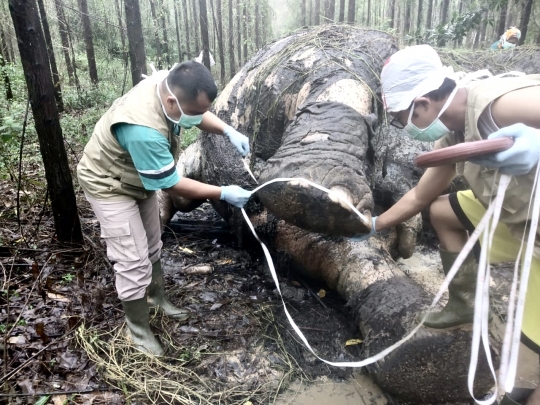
[381,45,454,113]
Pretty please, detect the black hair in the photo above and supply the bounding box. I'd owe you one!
[167,61,218,102]
[424,77,457,102]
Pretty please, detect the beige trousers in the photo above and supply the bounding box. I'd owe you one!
[85,193,162,301]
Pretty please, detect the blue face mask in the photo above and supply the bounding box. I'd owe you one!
[404,87,458,142]
[158,79,204,129]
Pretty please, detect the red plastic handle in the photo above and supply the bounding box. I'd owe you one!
[414,137,515,168]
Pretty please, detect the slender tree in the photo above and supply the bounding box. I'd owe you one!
[308,0,313,24]
[173,1,183,61]
[338,0,345,21]
[53,0,74,84]
[124,0,147,86]
[441,0,450,25]
[324,0,335,21]
[9,0,83,243]
[403,0,411,35]
[496,1,508,36]
[149,0,163,68]
[191,0,200,53]
[198,0,211,70]
[37,0,63,112]
[228,0,236,77]
[77,0,98,84]
[519,0,534,44]
[181,0,192,59]
[159,0,170,67]
[255,1,261,48]
[236,0,242,64]
[242,0,248,62]
[114,0,129,65]
[0,44,13,100]
[426,0,434,30]
[301,0,307,25]
[389,0,396,28]
[210,0,225,81]
[314,0,321,24]
[366,0,371,25]
[0,23,12,64]
[347,0,355,23]
[416,0,423,41]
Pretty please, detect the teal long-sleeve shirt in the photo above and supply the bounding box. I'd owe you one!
[113,123,180,190]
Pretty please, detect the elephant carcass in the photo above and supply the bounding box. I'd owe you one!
[159,26,498,404]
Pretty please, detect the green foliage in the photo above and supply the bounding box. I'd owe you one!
[181,126,200,149]
[425,9,484,47]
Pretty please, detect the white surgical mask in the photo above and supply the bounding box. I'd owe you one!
[404,86,458,142]
[157,78,204,129]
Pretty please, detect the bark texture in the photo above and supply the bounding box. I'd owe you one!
[77,0,98,84]
[53,0,74,84]
[124,0,147,86]
[9,0,82,243]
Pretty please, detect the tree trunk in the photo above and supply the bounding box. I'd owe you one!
[53,0,74,84]
[314,0,321,24]
[0,23,12,64]
[519,0,534,44]
[37,0,63,112]
[236,0,242,65]
[9,0,83,243]
[149,0,163,69]
[0,42,13,100]
[403,0,411,35]
[114,0,129,66]
[173,1,183,61]
[308,0,313,24]
[389,0,396,28]
[496,1,507,36]
[242,0,248,62]
[77,0,98,85]
[159,0,171,68]
[366,0,371,25]
[301,0,307,25]
[324,0,335,21]
[198,0,211,70]
[416,0,423,41]
[181,0,192,59]
[159,27,499,404]
[426,0,433,30]
[124,0,147,86]
[191,0,200,53]
[228,0,236,77]
[210,0,225,81]
[338,0,345,21]
[347,0,355,23]
[441,0,450,24]
[255,1,260,48]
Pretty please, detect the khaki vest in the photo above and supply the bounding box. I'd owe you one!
[77,77,181,200]
[445,75,540,256]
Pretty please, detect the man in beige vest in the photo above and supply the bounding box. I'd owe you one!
[77,61,252,356]
[354,45,540,404]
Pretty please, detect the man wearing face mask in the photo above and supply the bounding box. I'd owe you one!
[355,45,540,404]
[77,61,252,356]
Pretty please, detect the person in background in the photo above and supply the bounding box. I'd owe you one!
[490,27,521,50]
[77,61,252,356]
[356,45,540,404]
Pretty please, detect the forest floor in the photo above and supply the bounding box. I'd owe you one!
[0,143,538,405]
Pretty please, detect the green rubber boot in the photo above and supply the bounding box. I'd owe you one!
[148,260,190,321]
[122,295,164,356]
[423,248,477,329]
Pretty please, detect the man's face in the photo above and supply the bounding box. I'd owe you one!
[390,97,440,130]
[165,88,212,120]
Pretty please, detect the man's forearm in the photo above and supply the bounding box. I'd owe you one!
[196,111,227,135]
[164,177,221,200]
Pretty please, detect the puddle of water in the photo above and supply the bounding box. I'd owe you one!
[275,373,387,405]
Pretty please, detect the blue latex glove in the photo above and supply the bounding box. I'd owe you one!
[223,126,250,157]
[220,185,252,208]
[469,124,540,176]
[349,216,378,242]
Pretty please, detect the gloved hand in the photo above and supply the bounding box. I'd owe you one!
[223,126,250,157]
[468,124,540,176]
[349,216,378,242]
[220,185,252,208]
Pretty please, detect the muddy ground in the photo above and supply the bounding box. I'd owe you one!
[1,184,538,405]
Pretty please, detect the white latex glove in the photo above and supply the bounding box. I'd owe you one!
[223,125,250,157]
[469,124,540,176]
[220,185,252,208]
[349,216,378,242]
